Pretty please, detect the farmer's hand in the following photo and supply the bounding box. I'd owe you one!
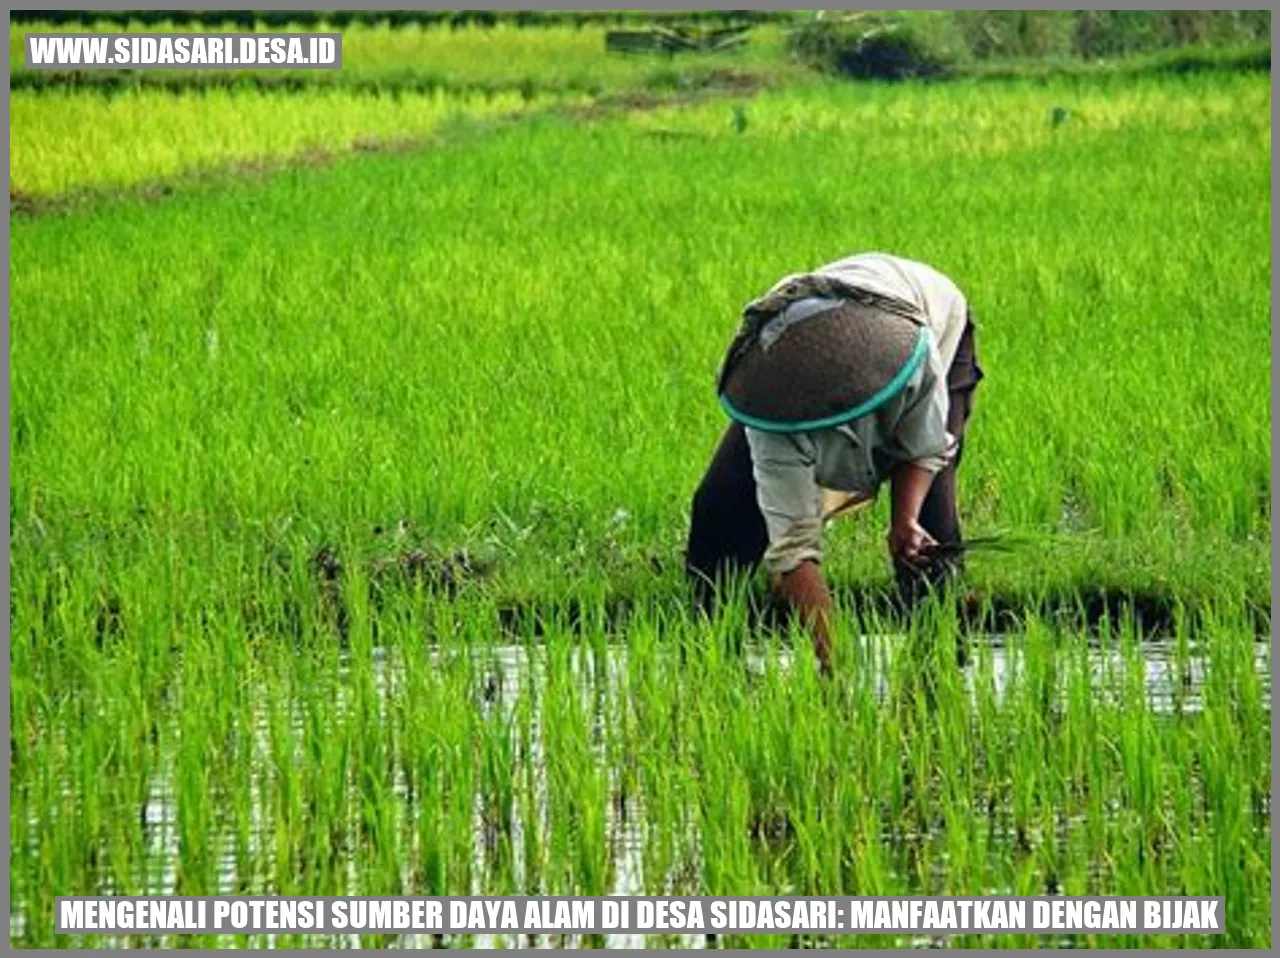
[889,461,938,565]
[888,516,937,566]
[771,560,834,676]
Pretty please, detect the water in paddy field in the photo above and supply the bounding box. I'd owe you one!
[14,636,1269,949]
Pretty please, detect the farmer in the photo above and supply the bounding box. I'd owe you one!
[685,252,984,673]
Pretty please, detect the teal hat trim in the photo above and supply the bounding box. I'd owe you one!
[718,325,931,434]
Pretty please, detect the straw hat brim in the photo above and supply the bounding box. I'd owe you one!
[718,300,929,433]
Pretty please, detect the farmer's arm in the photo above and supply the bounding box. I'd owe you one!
[771,561,833,673]
[743,429,833,673]
[889,462,938,561]
[884,346,953,562]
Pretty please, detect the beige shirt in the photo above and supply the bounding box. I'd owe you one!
[745,253,969,574]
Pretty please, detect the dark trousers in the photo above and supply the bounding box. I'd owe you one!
[686,319,983,608]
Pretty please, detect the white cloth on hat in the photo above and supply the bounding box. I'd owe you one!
[762,252,968,371]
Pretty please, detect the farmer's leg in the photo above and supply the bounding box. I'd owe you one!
[685,421,769,611]
[896,318,984,602]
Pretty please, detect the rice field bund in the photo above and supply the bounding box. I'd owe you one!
[9,13,1272,950]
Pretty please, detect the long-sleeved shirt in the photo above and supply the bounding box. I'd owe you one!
[744,253,969,574]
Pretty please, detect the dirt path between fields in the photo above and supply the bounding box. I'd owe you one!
[9,71,767,218]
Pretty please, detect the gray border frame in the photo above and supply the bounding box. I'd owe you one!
[6,1,1274,955]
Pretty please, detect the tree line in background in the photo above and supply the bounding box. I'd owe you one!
[12,10,1271,86]
[789,10,1271,80]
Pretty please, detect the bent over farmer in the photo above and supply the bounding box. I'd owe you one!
[685,252,984,672]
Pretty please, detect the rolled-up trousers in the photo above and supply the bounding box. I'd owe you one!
[685,317,984,608]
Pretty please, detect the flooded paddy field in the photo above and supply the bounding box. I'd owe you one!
[9,16,1272,950]
[10,581,1271,948]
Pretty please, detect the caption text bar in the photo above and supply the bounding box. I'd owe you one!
[25,33,341,69]
[57,896,1223,935]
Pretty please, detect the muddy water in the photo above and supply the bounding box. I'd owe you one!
[16,636,1269,949]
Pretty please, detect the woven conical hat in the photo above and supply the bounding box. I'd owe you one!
[718,299,929,433]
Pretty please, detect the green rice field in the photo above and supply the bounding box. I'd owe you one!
[8,17,1272,950]
[10,86,584,197]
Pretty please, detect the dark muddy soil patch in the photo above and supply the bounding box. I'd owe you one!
[311,544,348,639]
[370,546,496,593]
[492,585,1269,641]
[295,542,498,643]
[301,538,1264,642]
